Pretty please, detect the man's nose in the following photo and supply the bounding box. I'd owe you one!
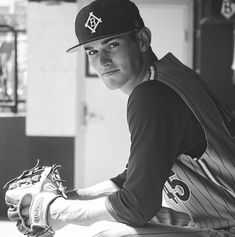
[99,51,111,67]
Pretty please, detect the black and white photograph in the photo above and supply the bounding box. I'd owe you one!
[0,0,235,236]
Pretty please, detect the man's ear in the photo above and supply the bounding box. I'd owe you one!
[137,27,151,52]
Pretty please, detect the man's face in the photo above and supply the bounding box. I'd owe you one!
[84,33,144,92]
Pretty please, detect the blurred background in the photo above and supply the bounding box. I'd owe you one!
[0,0,234,231]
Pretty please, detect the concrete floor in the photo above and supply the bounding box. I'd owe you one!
[0,221,89,236]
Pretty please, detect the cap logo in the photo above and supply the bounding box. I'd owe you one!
[85,12,102,34]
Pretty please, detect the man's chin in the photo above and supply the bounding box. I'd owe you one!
[101,78,121,90]
[105,84,120,90]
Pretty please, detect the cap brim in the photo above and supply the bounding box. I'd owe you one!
[66,29,141,53]
[66,43,82,53]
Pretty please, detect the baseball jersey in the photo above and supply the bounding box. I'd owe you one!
[157,53,235,231]
[107,77,207,226]
[106,53,235,233]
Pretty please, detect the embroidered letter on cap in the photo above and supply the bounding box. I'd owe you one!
[85,12,102,33]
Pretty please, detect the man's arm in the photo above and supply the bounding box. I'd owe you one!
[48,180,119,231]
[46,81,188,230]
[19,180,119,231]
[48,81,190,230]
[66,180,120,200]
[48,196,116,231]
[106,81,190,226]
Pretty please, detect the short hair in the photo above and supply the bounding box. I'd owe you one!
[128,30,139,42]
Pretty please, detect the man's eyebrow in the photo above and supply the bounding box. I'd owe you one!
[84,36,120,51]
[84,46,93,51]
[101,36,119,45]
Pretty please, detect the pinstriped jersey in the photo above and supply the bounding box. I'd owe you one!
[157,53,235,231]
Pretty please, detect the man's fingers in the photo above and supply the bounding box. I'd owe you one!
[19,193,32,218]
[20,193,32,207]
[18,193,32,228]
[16,220,29,234]
[21,206,29,217]
[5,194,19,206]
[7,205,30,221]
[7,206,19,221]
[25,218,31,227]
[7,193,32,226]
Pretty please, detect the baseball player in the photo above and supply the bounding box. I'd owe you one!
[5,0,235,236]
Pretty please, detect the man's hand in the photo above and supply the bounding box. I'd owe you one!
[4,161,67,237]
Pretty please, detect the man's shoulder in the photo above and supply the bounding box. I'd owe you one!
[130,80,180,102]
[128,79,188,117]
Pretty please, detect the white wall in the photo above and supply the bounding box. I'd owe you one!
[139,1,193,67]
[26,2,78,136]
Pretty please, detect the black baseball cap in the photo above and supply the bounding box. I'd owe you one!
[66,0,145,53]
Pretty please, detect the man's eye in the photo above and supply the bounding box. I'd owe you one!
[108,42,119,49]
[87,50,97,56]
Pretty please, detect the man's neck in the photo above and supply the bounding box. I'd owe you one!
[121,50,157,95]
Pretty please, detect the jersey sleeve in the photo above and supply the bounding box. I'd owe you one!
[110,166,127,188]
[106,80,192,226]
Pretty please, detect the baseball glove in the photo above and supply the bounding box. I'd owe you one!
[4,160,67,237]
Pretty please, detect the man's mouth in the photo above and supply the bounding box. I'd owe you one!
[101,69,119,77]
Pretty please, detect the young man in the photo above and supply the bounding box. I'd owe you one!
[10,0,235,236]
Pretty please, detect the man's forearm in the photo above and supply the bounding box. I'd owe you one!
[66,180,120,200]
[48,180,119,231]
[48,196,116,231]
